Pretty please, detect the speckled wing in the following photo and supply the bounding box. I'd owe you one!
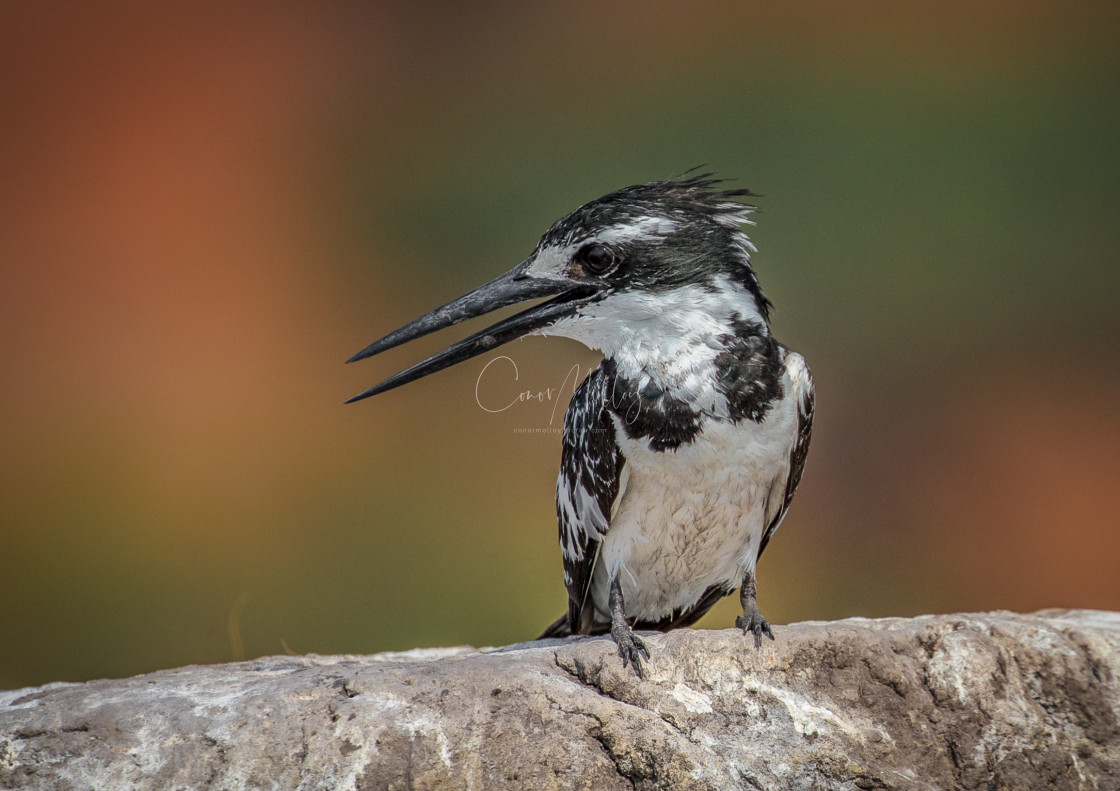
[758,351,815,561]
[554,364,627,636]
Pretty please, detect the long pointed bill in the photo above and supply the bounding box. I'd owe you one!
[346,261,597,403]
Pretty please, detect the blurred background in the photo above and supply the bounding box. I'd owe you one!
[2,1,1118,690]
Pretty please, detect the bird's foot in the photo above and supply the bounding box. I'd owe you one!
[736,602,774,649]
[610,620,649,678]
[608,574,648,677]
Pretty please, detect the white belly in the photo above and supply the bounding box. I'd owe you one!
[591,390,799,623]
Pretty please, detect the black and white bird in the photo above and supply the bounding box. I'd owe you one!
[347,174,814,677]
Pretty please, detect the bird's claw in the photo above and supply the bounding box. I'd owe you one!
[736,607,774,649]
[611,625,650,678]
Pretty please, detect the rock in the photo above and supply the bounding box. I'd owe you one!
[2,610,1118,790]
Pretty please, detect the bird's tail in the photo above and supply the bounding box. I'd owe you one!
[538,614,572,639]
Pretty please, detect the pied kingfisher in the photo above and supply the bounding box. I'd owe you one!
[348,174,814,677]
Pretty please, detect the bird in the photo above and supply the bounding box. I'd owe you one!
[347,173,814,677]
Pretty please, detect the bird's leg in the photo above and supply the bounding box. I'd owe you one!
[609,575,649,678]
[735,570,774,649]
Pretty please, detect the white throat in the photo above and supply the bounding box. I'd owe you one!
[536,275,767,413]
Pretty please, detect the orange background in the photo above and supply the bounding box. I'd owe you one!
[2,2,1118,689]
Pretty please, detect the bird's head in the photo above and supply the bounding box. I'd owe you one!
[347,173,770,403]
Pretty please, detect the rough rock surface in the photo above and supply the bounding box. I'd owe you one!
[2,610,1118,790]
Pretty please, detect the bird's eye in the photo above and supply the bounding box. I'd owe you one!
[577,243,616,275]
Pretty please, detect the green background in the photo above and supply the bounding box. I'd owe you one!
[2,2,1119,689]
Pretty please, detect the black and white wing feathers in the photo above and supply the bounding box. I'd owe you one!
[758,353,815,561]
[553,364,626,636]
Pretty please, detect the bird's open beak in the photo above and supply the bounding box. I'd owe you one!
[346,259,597,403]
